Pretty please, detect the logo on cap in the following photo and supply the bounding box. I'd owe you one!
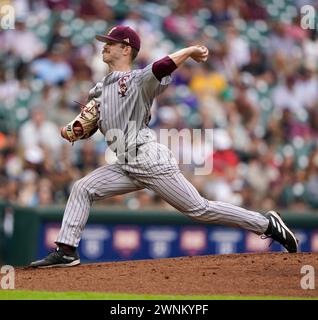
[108,27,117,35]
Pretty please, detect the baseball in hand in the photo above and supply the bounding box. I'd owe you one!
[191,45,209,63]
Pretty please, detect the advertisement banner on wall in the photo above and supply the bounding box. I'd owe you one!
[38,223,318,263]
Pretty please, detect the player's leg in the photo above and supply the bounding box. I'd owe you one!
[142,171,297,252]
[131,141,297,253]
[56,163,143,247]
[30,164,143,267]
[127,142,267,234]
[140,170,268,234]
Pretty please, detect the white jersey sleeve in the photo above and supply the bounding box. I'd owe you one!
[136,64,172,100]
[88,79,104,100]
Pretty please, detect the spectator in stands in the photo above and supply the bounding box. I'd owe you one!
[267,22,299,58]
[163,2,200,43]
[207,0,233,26]
[1,19,45,62]
[225,24,251,70]
[238,0,268,21]
[19,108,62,156]
[17,169,38,207]
[37,177,54,206]
[30,46,73,85]
[272,75,304,113]
[302,29,318,71]
[78,0,113,21]
[241,48,269,77]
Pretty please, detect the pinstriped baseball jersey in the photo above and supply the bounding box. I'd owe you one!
[89,64,171,154]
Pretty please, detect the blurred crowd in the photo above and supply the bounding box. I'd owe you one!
[0,0,318,212]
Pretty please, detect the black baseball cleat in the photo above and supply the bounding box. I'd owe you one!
[263,210,298,253]
[30,247,80,268]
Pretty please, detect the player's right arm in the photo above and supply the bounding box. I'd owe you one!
[149,45,209,83]
[168,45,209,67]
[138,45,208,99]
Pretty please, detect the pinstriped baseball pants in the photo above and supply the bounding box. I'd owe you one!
[56,143,269,247]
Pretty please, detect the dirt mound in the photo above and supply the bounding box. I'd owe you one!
[16,253,318,297]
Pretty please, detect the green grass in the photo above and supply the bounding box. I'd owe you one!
[0,290,316,300]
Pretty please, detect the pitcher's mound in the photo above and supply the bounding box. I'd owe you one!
[17,252,318,297]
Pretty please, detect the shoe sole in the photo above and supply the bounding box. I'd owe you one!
[35,259,81,269]
[268,210,298,252]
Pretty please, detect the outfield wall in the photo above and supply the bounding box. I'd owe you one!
[1,202,318,266]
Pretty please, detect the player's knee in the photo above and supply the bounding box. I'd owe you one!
[71,178,90,195]
[182,199,209,218]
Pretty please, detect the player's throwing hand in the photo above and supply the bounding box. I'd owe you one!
[190,45,209,63]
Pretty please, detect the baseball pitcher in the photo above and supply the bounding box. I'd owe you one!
[30,26,298,268]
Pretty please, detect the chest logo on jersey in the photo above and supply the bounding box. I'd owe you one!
[118,75,130,97]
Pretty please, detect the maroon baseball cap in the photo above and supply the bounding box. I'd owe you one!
[96,25,141,51]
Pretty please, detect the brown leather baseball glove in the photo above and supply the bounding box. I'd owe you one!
[61,99,100,143]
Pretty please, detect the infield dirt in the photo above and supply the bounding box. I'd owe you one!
[16,252,318,297]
